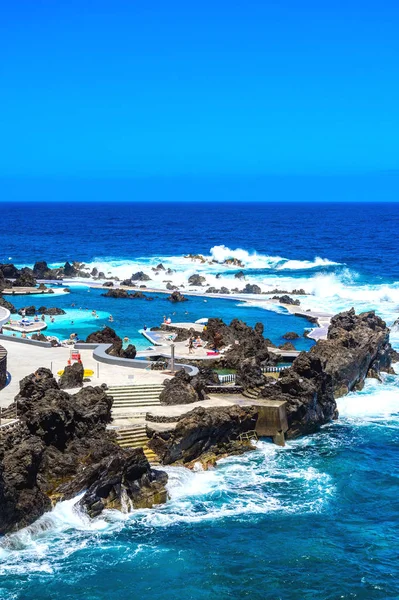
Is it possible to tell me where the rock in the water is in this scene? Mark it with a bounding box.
[282,331,300,339]
[167,291,188,302]
[272,295,300,306]
[261,308,397,438]
[188,274,206,286]
[242,283,262,294]
[59,362,84,389]
[131,271,151,281]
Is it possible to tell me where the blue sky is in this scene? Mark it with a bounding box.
[1,0,399,199]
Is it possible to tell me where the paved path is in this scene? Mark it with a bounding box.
[0,339,168,408]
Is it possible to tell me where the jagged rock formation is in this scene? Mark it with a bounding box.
[0,369,167,534]
[17,306,66,316]
[148,405,258,465]
[242,283,262,294]
[131,271,151,281]
[261,308,397,437]
[167,291,188,302]
[205,286,231,294]
[202,318,275,370]
[0,295,16,314]
[101,289,153,300]
[59,362,84,389]
[32,261,63,280]
[282,331,300,339]
[188,274,206,286]
[272,295,300,306]
[160,370,200,405]
[86,327,136,359]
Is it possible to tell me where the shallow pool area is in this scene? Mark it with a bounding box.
[3,285,315,351]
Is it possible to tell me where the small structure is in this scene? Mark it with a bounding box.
[254,400,288,446]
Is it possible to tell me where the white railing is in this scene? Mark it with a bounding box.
[218,365,289,384]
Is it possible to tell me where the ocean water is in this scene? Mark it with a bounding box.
[1,201,399,599]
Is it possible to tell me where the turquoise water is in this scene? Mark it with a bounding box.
[4,284,314,351]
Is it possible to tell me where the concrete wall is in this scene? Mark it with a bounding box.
[75,343,199,375]
[0,307,10,328]
[0,346,7,390]
[0,334,52,348]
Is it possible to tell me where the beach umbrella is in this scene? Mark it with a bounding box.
[195,318,209,324]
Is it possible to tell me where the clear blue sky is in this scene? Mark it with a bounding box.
[1,0,399,200]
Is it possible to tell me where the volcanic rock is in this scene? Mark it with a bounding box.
[260,308,397,438]
[242,283,262,294]
[0,370,167,534]
[59,362,84,389]
[272,295,300,306]
[131,271,151,281]
[159,370,199,405]
[148,405,258,465]
[282,331,300,339]
[188,274,206,286]
[167,291,188,302]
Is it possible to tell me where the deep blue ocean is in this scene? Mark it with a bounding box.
[1,202,399,600]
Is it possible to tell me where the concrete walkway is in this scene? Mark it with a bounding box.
[0,339,168,408]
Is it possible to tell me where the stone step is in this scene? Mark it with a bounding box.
[109,388,164,394]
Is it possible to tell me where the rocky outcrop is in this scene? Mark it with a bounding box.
[0,369,168,534]
[282,331,300,339]
[205,286,231,294]
[18,306,66,316]
[261,308,397,438]
[202,318,275,369]
[86,327,136,359]
[223,258,244,267]
[59,362,84,389]
[167,291,188,302]
[13,268,37,288]
[148,405,258,465]
[0,295,16,314]
[32,261,63,280]
[278,342,296,351]
[131,271,151,281]
[272,295,300,306]
[0,264,19,279]
[159,370,199,405]
[188,274,206,286]
[101,289,153,300]
[235,270,245,279]
[242,283,262,294]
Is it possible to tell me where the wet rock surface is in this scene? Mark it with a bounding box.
[0,369,167,534]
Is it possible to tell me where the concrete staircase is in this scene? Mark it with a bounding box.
[242,387,262,400]
[108,384,164,412]
[115,425,160,465]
